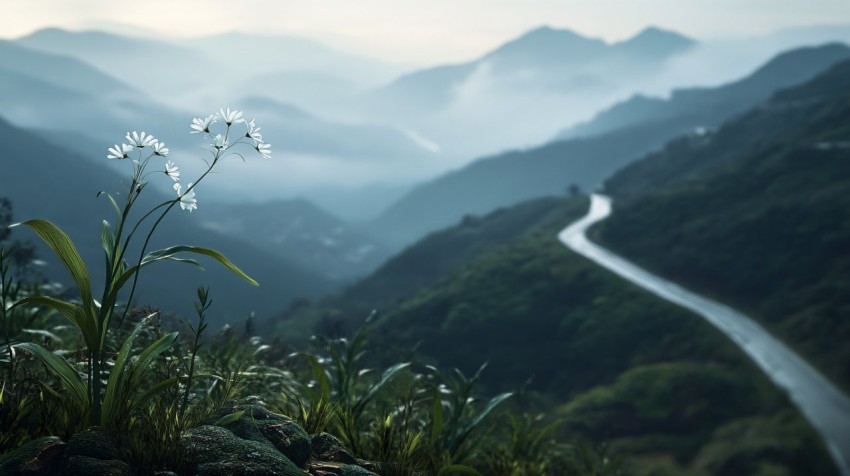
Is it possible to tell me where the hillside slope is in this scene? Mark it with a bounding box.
[197,199,390,282]
[287,195,836,475]
[598,59,850,391]
[276,196,573,337]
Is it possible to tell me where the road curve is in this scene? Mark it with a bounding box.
[558,194,850,476]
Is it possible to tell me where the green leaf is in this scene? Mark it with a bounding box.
[295,352,331,402]
[12,296,98,352]
[14,342,87,407]
[134,331,179,375]
[21,328,63,344]
[450,392,512,459]
[101,317,148,424]
[101,220,116,263]
[466,392,512,433]
[97,192,123,224]
[161,257,203,268]
[142,245,258,286]
[353,362,410,417]
[135,377,179,407]
[13,220,94,307]
[430,387,444,447]
[102,316,177,426]
[214,410,244,426]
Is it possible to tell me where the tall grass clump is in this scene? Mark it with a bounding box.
[4,109,270,437]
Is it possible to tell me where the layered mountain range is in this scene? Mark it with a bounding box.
[3,21,849,475]
[367,43,850,248]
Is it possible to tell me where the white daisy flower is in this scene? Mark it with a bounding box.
[152,141,169,157]
[125,131,157,148]
[245,119,262,141]
[212,134,228,150]
[164,161,180,182]
[254,141,271,159]
[219,107,244,126]
[190,114,218,134]
[107,143,133,160]
[174,182,197,212]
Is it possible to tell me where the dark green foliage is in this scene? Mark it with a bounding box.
[369,199,741,396]
[560,363,758,460]
[693,410,837,476]
[477,413,566,475]
[265,179,843,473]
[316,194,836,473]
[284,395,337,436]
[279,196,580,340]
[599,59,850,391]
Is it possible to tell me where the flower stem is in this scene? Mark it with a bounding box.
[116,147,223,327]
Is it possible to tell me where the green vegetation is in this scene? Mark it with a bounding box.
[0,244,616,474]
[4,58,848,476]
[599,58,850,391]
[0,113,622,475]
[280,193,837,474]
[281,196,581,339]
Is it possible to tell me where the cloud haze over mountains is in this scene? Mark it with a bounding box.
[2,6,850,473]
[3,23,848,222]
[0,22,848,229]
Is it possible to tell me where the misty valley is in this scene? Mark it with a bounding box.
[1,18,850,476]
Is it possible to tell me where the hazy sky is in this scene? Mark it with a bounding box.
[2,0,849,63]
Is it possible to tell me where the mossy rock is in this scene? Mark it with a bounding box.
[60,428,130,476]
[340,464,380,476]
[211,404,311,467]
[0,436,66,475]
[61,455,130,476]
[182,425,304,476]
[311,433,356,464]
[63,428,121,461]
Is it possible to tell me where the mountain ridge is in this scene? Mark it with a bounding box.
[560,42,850,139]
[367,43,850,249]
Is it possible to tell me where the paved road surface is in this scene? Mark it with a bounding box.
[558,194,850,475]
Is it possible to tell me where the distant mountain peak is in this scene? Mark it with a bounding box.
[497,25,603,49]
[22,26,67,36]
[482,25,607,67]
[21,27,121,42]
[521,25,590,41]
[613,26,696,57]
[632,26,691,41]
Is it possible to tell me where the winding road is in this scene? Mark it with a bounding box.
[558,194,850,476]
